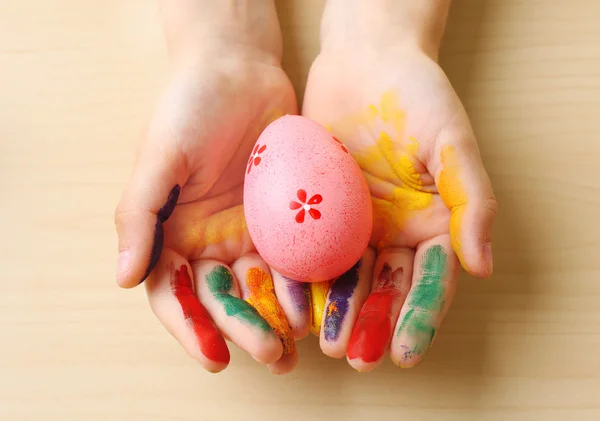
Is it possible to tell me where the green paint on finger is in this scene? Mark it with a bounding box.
[397,245,448,354]
[400,309,436,352]
[205,266,271,332]
[408,245,447,309]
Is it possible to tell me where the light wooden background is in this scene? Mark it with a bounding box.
[1,1,599,420]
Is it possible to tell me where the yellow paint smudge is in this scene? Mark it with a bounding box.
[365,104,379,123]
[438,145,468,266]
[309,281,331,335]
[378,91,407,135]
[182,205,247,254]
[245,268,295,354]
[355,132,429,195]
[325,91,436,249]
[354,132,432,249]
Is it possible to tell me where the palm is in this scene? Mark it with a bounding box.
[159,60,297,263]
[303,50,468,251]
[300,48,495,370]
[116,58,300,374]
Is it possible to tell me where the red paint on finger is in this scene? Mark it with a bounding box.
[171,265,230,364]
[347,264,403,363]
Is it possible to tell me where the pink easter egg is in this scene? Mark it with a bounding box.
[243,115,373,282]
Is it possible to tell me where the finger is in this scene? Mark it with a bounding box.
[272,270,311,340]
[114,122,187,287]
[309,281,331,336]
[145,248,229,373]
[320,249,376,358]
[193,260,283,365]
[266,349,299,375]
[346,248,413,372]
[232,254,297,375]
[435,125,497,278]
[390,236,459,368]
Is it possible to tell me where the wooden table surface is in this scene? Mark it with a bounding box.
[2,1,600,420]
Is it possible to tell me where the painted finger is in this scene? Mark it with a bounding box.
[145,248,229,373]
[272,270,311,340]
[193,260,283,365]
[346,248,413,372]
[309,280,332,336]
[114,111,190,288]
[320,249,376,358]
[390,236,459,368]
[232,254,297,374]
[435,124,497,278]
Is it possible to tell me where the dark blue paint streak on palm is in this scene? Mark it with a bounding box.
[324,261,361,341]
[139,185,181,284]
[284,277,310,313]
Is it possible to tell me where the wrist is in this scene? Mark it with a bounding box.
[320,0,451,60]
[160,0,283,66]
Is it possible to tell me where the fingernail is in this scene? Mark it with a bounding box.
[117,250,132,283]
[483,243,493,274]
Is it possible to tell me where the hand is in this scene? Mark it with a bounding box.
[114,0,304,374]
[301,0,497,371]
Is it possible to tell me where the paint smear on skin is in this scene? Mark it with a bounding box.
[355,133,432,250]
[332,91,406,139]
[378,91,408,136]
[347,264,403,363]
[396,245,447,367]
[328,91,432,210]
[323,262,361,341]
[310,281,331,335]
[205,266,271,332]
[181,205,247,255]
[170,264,230,365]
[354,133,424,188]
[438,145,468,267]
[140,185,180,283]
[245,268,295,354]
[372,133,423,190]
[284,277,310,314]
[327,91,438,249]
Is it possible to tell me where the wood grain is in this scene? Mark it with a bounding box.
[1,1,599,420]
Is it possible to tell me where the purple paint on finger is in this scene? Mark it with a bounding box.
[323,261,361,341]
[284,277,310,313]
[139,185,180,284]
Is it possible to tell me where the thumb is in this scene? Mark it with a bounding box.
[434,123,497,279]
[114,129,187,288]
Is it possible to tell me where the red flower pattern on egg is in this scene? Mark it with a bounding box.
[289,189,323,223]
[247,144,267,174]
[332,136,349,153]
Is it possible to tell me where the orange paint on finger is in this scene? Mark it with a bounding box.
[378,91,407,136]
[438,146,468,266]
[327,302,339,317]
[245,268,295,354]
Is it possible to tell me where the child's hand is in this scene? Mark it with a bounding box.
[114,1,301,374]
[299,0,497,371]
